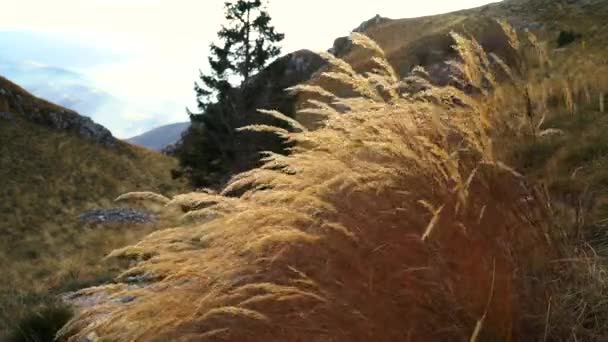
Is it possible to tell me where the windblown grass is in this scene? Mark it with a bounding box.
[56,24,608,341]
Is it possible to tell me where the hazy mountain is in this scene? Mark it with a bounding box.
[127,122,190,151]
[0,31,125,122]
[0,57,179,139]
[0,31,186,138]
[0,56,131,128]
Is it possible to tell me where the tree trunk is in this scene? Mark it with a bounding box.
[244,7,251,84]
[601,92,605,113]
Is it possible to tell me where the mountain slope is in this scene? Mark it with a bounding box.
[0,75,187,337]
[127,122,190,151]
[330,0,606,75]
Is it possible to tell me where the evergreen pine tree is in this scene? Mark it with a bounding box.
[180,0,284,187]
[192,0,284,114]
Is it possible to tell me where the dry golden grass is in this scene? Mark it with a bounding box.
[114,191,173,213]
[0,122,186,286]
[0,88,188,337]
[115,192,172,206]
[56,24,608,341]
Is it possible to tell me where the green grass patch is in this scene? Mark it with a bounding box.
[513,137,564,172]
[561,132,608,169]
[6,303,73,342]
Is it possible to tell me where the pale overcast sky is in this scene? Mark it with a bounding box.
[0,0,500,138]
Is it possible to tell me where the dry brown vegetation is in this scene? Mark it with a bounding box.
[57,21,608,341]
[0,104,187,337]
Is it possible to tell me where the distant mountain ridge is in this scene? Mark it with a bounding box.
[0,56,142,138]
[0,33,186,139]
[127,122,190,151]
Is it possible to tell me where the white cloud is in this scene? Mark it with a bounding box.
[122,111,152,121]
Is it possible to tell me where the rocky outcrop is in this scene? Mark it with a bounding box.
[244,49,327,112]
[353,14,391,33]
[79,208,155,224]
[173,49,326,186]
[329,37,352,57]
[0,76,116,147]
[329,15,391,56]
[237,49,327,173]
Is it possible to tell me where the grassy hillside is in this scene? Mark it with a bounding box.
[338,0,607,69]
[0,77,187,338]
[8,1,601,340]
[59,12,608,341]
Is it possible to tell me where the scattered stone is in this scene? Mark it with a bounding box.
[80,332,99,342]
[125,273,158,284]
[0,112,14,121]
[63,290,113,309]
[79,208,155,224]
[116,295,137,304]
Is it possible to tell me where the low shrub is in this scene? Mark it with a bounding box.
[557,30,582,47]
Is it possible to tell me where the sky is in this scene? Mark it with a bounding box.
[0,0,500,138]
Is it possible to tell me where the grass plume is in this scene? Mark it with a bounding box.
[59,24,608,342]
